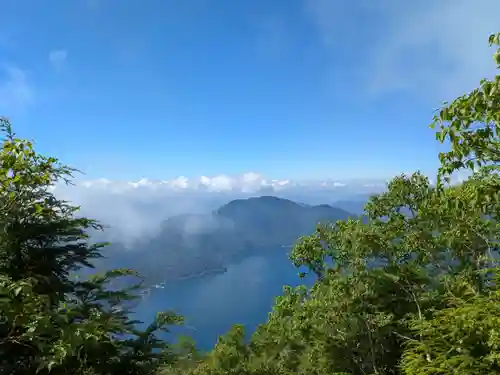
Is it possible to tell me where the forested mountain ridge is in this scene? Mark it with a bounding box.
[99,196,355,284]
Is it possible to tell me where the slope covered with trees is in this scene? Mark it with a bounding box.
[0,32,498,375]
[99,196,355,284]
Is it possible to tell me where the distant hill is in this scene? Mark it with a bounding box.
[331,193,380,216]
[332,200,369,216]
[214,196,353,248]
[97,196,355,284]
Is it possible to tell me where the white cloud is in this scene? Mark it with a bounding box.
[169,176,189,189]
[199,175,234,191]
[306,0,500,100]
[69,173,296,194]
[50,172,382,243]
[49,49,68,69]
[0,66,34,113]
[49,170,469,246]
[65,171,465,196]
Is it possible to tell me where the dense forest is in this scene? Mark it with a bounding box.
[0,32,499,375]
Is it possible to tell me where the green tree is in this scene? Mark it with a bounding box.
[399,31,500,375]
[401,268,500,374]
[0,117,185,374]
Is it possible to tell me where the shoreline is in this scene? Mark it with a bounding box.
[149,244,294,289]
[175,266,228,281]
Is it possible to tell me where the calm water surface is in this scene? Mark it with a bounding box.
[132,248,314,350]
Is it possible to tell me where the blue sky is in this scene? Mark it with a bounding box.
[1,0,499,181]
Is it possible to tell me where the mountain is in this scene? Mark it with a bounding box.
[215,196,353,247]
[331,194,379,215]
[332,200,368,216]
[97,196,356,284]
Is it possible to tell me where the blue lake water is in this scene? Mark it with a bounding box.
[131,248,314,351]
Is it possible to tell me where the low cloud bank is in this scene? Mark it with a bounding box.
[52,172,389,246]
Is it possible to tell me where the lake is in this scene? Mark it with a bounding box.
[131,247,314,351]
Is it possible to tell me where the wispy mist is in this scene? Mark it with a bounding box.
[52,176,387,247]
